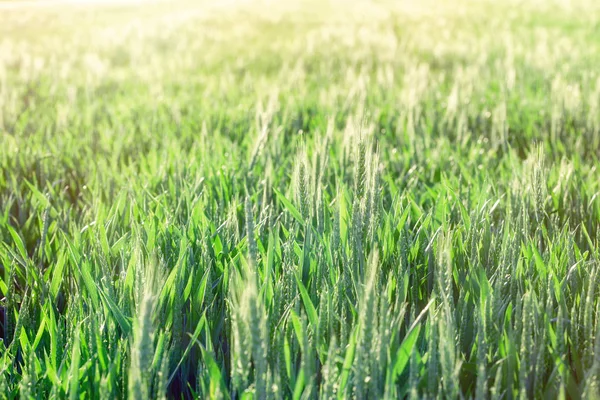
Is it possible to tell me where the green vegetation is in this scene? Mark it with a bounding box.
[2,0,600,398]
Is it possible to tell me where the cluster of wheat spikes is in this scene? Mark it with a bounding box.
[2,0,600,398]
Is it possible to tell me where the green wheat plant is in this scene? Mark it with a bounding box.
[1,0,600,398]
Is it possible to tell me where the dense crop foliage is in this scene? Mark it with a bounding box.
[2,0,600,398]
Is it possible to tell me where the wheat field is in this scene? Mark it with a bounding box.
[2,0,600,398]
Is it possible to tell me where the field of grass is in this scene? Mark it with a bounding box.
[2,0,600,398]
